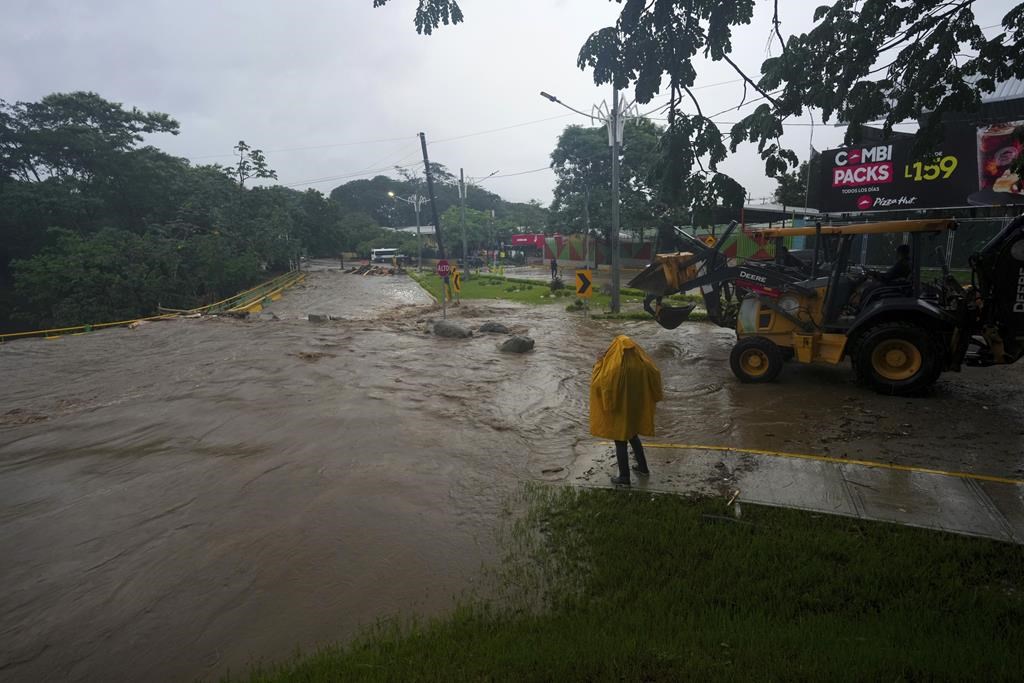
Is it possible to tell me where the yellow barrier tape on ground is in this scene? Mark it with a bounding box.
[1,270,305,343]
[602,442,1024,486]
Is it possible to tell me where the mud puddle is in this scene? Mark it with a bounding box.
[1,268,1022,681]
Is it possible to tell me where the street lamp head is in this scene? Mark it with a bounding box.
[540,91,558,103]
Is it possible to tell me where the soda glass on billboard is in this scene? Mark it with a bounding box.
[977,121,1024,195]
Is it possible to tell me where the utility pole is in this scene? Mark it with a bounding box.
[610,88,621,314]
[419,132,445,258]
[459,167,468,268]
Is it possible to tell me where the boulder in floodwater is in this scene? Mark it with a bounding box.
[308,313,329,323]
[500,335,535,353]
[478,321,510,334]
[433,320,473,338]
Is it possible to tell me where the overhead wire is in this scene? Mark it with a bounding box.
[477,167,553,180]
[187,134,417,160]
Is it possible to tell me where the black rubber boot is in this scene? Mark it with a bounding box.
[629,435,650,474]
[613,441,631,486]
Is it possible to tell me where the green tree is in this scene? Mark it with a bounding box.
[379,1,1024,204]
[773,162,808,207]
[225,140,277,187]
[550,118,663,245]
[0,91,179,182]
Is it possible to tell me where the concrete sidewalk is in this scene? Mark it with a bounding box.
[570,442,1024,544]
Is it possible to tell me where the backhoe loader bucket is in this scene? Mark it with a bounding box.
[654,302,697,330]
[627,252,699,295]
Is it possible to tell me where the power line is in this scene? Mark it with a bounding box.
[478,167,553,180]
[429,113,575,144]
[185,112,577,161]
[187,134,416,160]
[281,159,423,188]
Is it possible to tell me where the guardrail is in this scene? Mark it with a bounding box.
[1,270,305,344]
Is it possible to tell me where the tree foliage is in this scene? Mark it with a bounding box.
[0,91,179,183]
[549,118,664,238]
[0,91,546,332]
[224,140,278,187]
[773,162,808,207]
[0,93,386,330]
[380,0,1024,207]
[328,164,547,233]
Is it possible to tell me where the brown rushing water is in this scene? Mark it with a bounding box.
[2,265,1022,681]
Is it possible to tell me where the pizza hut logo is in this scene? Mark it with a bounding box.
[832,145,895,187]
[857,195,874,210]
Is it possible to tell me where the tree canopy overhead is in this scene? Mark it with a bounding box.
[376,0,1024,208]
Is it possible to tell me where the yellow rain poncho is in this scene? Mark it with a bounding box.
[589,335,663,440]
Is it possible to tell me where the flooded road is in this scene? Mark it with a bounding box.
[2,266,1023,681]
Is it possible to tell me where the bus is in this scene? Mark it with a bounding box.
[370,248,399,264]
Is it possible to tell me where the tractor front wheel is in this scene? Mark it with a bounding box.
[730,336,784,383]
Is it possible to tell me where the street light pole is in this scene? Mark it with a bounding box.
[459,167,467,268]
[610,88,621,314]
[388,190,427,271]
[413,197,423,272]
[540,88,635,313]
[456,170,498,274]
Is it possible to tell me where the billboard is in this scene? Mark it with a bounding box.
[819,120,1024,212]
[510,233,546,248]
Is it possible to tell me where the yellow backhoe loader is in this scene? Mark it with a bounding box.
[628,217,1024,395]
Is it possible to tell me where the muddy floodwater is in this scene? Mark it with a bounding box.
[2,264,1023,681]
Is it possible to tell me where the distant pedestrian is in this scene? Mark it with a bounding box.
[550,257,558,280]
[339,253,344,269]
[590,335,663,487]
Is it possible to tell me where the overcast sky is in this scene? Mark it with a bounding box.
[2,1,1013,206]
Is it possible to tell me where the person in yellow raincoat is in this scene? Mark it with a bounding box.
[590,335,663,486]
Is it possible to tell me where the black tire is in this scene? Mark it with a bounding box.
[853,322,940,395]
[730,336,784,383]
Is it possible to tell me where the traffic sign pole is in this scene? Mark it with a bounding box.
[576,269,593,319]
[436,259,450,319]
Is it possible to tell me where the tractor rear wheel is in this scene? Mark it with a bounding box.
[730,336,784,383]
[853,322,940,395]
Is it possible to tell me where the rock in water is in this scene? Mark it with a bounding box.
[478,321,510,334]
[308,314,328,323]
[433,320,473,338]
[500,335,534,353]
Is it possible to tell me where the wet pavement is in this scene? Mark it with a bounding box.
[571,444,1024,543]
[2,263,1023,681]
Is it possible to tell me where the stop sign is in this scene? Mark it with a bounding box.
[436,259,450,277]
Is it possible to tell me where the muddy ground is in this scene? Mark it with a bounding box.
[2,264,1022,681]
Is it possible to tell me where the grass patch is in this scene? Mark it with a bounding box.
[408,270,700,311]
[234,487,1024,681]
[408,270,561,305]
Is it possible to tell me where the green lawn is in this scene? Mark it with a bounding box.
[409,270,571,306]
[407,270,700,314]
[233,487,1024,682]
